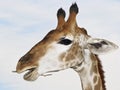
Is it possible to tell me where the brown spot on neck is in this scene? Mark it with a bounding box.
[93,75,97,84]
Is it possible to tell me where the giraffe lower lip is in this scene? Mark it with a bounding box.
[23,67,39,81]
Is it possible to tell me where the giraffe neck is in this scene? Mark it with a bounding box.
[73,50,106,90]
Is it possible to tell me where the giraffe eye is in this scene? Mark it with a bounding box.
[58,38,72,45]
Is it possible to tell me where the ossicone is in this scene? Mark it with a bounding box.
[57,8,66,18]
[70,3,79,14]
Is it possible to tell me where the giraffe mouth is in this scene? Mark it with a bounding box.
[23,67,40,81]
[13,66,39,81]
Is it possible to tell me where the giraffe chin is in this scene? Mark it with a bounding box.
[23,67,39,81]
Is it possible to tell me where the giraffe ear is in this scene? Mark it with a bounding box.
[87,38,119,54]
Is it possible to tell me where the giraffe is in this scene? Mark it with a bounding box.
[14,4,118,90]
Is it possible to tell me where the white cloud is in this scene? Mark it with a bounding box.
[0,0,120,90]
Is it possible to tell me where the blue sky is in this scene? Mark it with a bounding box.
[0,0,120,90]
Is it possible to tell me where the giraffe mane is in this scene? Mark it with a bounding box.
[95,55,106,90]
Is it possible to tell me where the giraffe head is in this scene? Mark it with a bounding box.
[15,3,85,81]
[14,3,118,81]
